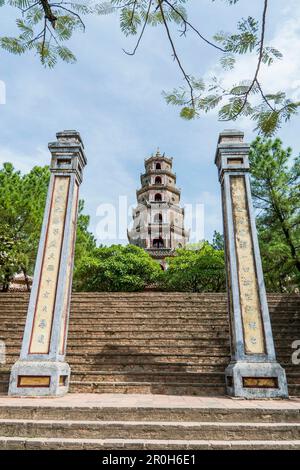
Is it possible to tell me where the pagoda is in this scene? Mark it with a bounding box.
[128,150,189,268]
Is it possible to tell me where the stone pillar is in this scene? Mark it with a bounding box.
[9,130,87,397]
[215,129,288,398]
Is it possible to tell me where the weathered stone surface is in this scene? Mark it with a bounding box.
[8,131,87,397]
[0,292,299,396]
[0,394,299,449]
[215,130,289,398]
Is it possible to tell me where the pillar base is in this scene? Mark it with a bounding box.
[225,361,288,399]
[8,360,70,397]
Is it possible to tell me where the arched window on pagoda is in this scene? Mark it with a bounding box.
[155,162,161,170]
[153,237,164,248]
[155,193,162,202]
[154,213,163,223]
[155,176,162,185]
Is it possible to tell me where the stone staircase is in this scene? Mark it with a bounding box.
[0,292,299,396]
[0,395,299,449]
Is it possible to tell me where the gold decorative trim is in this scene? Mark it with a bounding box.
[230,176,266,355]
[227,158,243,165]
[29,176,70,354]
[18,376,51,388]
[59,181,79,355]
[243,377,278,389]
[59,375,67,386]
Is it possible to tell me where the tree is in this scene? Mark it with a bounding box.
[164,242,226,292]
[110,0,299,135]
[0,0,101,67]
[0,223,23,291]
[0,1,299,135]
[0,162,96,291]
[249,137,300,292]
[73,199,97,289]
[212,230,224,251]
[0,163,50,291]
[73,244,163,291]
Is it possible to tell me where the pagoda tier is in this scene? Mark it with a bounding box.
[128,150,189,267]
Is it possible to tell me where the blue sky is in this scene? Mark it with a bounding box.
[1,0,300,244]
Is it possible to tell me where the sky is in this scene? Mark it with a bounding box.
[1,0,300,245]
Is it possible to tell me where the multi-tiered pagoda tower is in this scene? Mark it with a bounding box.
[128,150,189,268]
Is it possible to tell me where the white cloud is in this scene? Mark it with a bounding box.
[0,146,49,174]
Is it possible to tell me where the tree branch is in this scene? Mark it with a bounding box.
[157,0,194,106]
[123,0,152,56]
[162,0,226,52]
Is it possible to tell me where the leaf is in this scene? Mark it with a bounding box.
[255,110,280,136]
[180,107,196,120]
[0,37,27,54]
[220,54,235,70]
[94,2,115,15]
[120,7,141,36]
[56,45,76,63]
[198,94,222,112]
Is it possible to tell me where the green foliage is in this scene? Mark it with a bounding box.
[0,162,96,291]
[163,242,226,292]
[249,137,300,292]
[212,231,224,251]
[73,244,163,292]
[214,16,259,54]
[0,0,103,67]
[73,199,97,288]
[0,162,50,290]
[1,1,299,134]
[95,1,297,135]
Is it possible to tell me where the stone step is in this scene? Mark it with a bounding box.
[0,370,226,385]
[286,374,300,384]
[1,325,298,337]
[62,346,294,354]
[69,371,226,384]
[0,291,299,396]
[1,313,298,323]
[69,381,226,395]
[0,418,299,440]
[70,365,228,373]
[1,437,299,450]
[0,296,298,304]
[1,301,297,309]
[1,305,299,313]
[2,338,231,347]
[3,348,231,358]
[3,344,231,353]
[0,322,298,331]
[67,296,298,301]
[2,333,298,343]
[0,291,296,296]
[0,402,299,423]
[48,363,300,373]
[0,295,298,307]
[1,368,298,387]
[2,352,232,362]
[0,330,231,339]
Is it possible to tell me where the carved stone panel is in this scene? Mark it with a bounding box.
[59,181,79,354]
[230,175,266,355]
[29,176,70,354]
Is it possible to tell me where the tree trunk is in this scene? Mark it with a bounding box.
[22,267,31,292]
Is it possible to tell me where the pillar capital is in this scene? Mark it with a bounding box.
[215,129,250,182]
[48,130,87,184]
